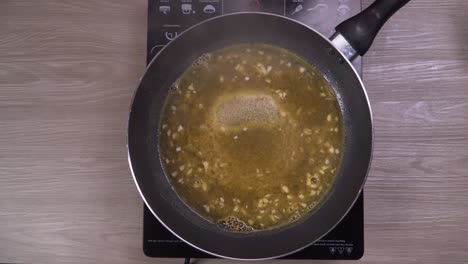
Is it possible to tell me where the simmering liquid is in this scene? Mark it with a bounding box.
[159,44,343,232]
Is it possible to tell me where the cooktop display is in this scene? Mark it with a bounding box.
[143,0,363,260]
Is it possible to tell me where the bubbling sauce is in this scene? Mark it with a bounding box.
[159,44,344,231]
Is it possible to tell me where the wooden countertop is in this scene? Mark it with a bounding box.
[1,0,467,263]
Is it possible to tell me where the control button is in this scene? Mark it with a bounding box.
[337,247,344,255]
[165,31,178,41]
[247,0,261,11]
[150,45,166,56]
[159,5,171,15]
[162,24,181,42]
[291,4,303,15]
[181,4,195,14]
[337,4,351,16]
[307,3,328,13]
[203,4,216,14]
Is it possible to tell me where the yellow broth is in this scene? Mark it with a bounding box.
[159,44,344,232]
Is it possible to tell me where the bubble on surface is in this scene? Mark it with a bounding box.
[218,216,254,232]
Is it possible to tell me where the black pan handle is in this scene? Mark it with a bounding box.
[334,0,410,58]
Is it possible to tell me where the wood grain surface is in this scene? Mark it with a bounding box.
[1,0,467,263]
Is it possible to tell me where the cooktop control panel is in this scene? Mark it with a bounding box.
[148,0,362,70]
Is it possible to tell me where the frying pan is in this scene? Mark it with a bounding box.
[128,0,409,260]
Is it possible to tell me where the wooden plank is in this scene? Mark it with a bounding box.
[1,0,467,263]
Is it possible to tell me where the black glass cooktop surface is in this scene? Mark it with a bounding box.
[143,0,363,260]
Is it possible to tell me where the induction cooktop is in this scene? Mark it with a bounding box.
[143,0,364,260]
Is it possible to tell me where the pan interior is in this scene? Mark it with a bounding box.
[158,43,345,232]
